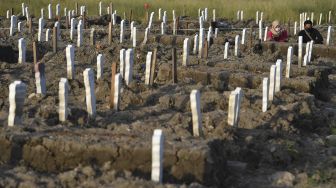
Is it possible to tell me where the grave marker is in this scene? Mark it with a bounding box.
[97,54,104,80]
[275,60,282,92]
[59,78,69,122]
[298,36,303,67]
[145,52,153,85]
[262,77,269,112]
[18,38,26,64]
[83,68,96,118]
[113,73,121,111]
[66,45,75,79]
[119,49,126,78]
[190,90,202,136]
[8,81,26,127]
[125,49,134,85]
[151,129,164,183]
[234,35,239,56]
[269,65,277,101]
[35,62,46,95]
[285,46,293,78]
[182,38,189,66]
[224,42,229,59]
[10,15,17,36]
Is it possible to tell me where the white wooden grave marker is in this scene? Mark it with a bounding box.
[8,81,26,127]
[125,49,134,85]
[83,68,96,118]
[151,129,164,183]
[145,52,153,85]
[190,90,202,136]
[66,45,75,79]
[18,38,26,64]
[59,78,69,122]
[262,77,269,112]
[97,54,104,80]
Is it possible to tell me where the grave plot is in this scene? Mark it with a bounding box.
[0,3,336,187]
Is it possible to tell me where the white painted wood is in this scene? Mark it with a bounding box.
[77,21,83,47]
[114,73,122,111]
[286,46,293,78]
[326,26,332,46]
[133,27,137,48]
[125,49,134,85]
[275,59,282,92]
[262,77,269,112]
[8,81,26,127]
[59,78,69,122]
[83,68,96,118]
[298,36,303,66]
[35,63,46,95]
[48,4,52,19]
[269,65,277,101]
[224,42,229,60]
[120,20,125,43]
[198,28,204,58]
[97,54,104,80]
[145,52,152,85]
[151,129,164,183]
[190,90,202,136]
[119,49,126,78]
[10,15,17,36]
[38,18,45,42]
[234,35,239,57]
[18,38,26,64]
[183,38,189,66]
[241,28,246,44]
[66,45,75,79]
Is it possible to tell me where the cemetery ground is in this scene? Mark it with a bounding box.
[0,5,336,188]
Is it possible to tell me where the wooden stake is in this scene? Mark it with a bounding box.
[53,27,57,53]
[203,39,208,58]
[65,15,69,29]
[149,48,157,85]
[129,9,133,22]
[108,22,113,45]
[172,48,177,83]
[287,19,291,37]
[33,41,37,64]
[28,17,32,34]
[249,26,254,51]
[110,62,117,109]
[75,2,78,16]
[83,11,86,29]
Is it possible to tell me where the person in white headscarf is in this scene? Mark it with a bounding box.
[267,20,288,42]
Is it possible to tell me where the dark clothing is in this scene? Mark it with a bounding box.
[298,28,323,44]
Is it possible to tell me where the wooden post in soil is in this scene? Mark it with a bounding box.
[110,62,117,109]
[108,22,113,45]
[203,39,208,59]
[75,2,78,16]
[53,26,57,53]
[172,48,177,83]
[82,11,85,29]
[150,48,158,86]
[28,17,32,34]
[129,9,133,22]
[249,26,254,51]
[176,17,180,35]
[33,41,37,64]
[287,20,291,37]
[65,15,69,29]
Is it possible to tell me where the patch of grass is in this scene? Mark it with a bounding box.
[1,0,336,24]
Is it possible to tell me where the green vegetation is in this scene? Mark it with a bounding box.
[1,0,336,23]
